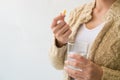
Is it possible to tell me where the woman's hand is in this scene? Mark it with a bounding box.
[51,14,72,47]
[64,54,103,80]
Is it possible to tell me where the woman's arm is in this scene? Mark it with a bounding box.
[49,4,86,70]
[101,30,120,80]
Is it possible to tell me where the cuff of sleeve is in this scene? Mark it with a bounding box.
[50,39,67,57]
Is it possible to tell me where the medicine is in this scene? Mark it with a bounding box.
[62,9,66,15]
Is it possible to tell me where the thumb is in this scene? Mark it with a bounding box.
[60,12,66,20]
[52,13,66,27]
[56,13,66,24]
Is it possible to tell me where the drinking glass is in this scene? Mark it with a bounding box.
[67,41,89,71]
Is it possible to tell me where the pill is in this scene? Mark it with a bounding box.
[63,9,66,15]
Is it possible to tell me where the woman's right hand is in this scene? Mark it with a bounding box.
[51,14,72,47]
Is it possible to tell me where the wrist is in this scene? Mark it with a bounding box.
[55,39,66,47]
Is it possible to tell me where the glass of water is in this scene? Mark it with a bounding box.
[67,41,89,71]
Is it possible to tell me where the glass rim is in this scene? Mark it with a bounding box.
[67,42,74,45]
[67,41,89,45]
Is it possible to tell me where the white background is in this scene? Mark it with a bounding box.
[0,0,91,80]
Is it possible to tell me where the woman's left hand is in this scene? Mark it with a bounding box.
[64,54,103,80]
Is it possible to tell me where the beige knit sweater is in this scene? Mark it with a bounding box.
[49,0,120,80]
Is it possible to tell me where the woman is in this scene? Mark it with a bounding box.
[49,0,120,80]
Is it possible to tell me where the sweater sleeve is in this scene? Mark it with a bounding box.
[101,36,120,80]
[101,66,120,80]
[49,39,67,70]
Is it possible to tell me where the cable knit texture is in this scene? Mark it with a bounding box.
[49,0,120,80]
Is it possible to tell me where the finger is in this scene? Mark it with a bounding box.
[68,74,84,80]
[65,60,86,70]
[55,24,69,37]
[52,21,66,34]
[64,66,84,79]
[57,24,69,35]
[68,54,89,65]
[63,29,72,38]
[51,14,65,28]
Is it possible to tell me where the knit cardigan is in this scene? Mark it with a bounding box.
[49,0,120,80]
